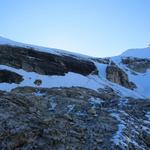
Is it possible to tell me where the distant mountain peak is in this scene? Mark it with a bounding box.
[121,47,150,58]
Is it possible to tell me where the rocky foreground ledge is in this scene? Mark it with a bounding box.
[0,86,149,150]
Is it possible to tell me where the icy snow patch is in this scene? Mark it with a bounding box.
[94,62,107,78]
[67,105,75,113]
[110,113,126,146]
[49,98,57,111]
[34,91,46,97]
[89,97,104,109]
[110,112,145,149]
[146,112,150,121]
[89,97,104,105]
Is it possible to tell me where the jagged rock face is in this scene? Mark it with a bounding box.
[122,57,150,73]
[0,45,97,76]
[0,69,23,84]
[0,87,149,150]
[106,65,136,90]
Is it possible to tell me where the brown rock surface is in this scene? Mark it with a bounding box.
[106,64,136,90]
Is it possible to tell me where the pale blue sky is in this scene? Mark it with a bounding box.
[0,0,150,57]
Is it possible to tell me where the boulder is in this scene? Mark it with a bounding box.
[34,79,42,86]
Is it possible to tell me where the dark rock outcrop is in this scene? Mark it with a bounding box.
[0,45,97,76]
[122,57,150,73]
[106,65,136,90]
[0,69,23,84]
[91,57,110,64]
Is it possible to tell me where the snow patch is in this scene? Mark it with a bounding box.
[67,105,75,113]
[94,62,107,78]
[145,111,150,121]
[0,65,103,92]
[89,97,104,105]
[110,113,126,147]
[34,91,46,97]
[49,98,57,111]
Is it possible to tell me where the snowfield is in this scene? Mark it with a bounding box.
[0,64,145,99]
[0,36,150,99]
[121,47,150,58]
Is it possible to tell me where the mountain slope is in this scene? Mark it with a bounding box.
[112,50,150,98]
[0,36,150,149]
[0,36,150,98]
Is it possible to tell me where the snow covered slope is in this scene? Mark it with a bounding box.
[121,47,150,58]
[0,36,150,99]
[0,36,91,60]
[111,55,150,98]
